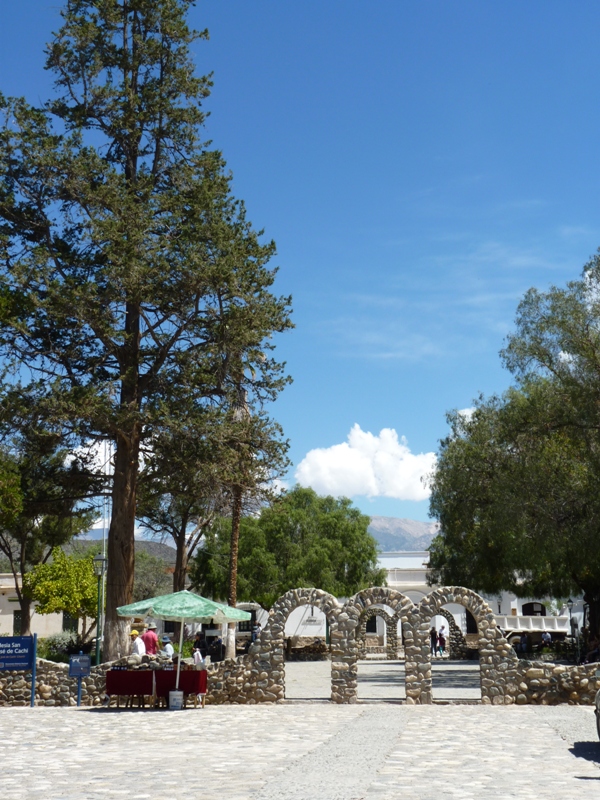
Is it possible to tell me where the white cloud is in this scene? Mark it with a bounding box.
[295,424,436,501]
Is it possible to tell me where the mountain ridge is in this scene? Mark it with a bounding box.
[367,515,439,552]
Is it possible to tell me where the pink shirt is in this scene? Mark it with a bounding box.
[140,629,159,655]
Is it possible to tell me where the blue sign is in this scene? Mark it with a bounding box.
[0,636,34,671]
[69,654,91,678]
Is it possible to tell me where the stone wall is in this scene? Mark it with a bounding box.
[1,586,599,707]
[502,660,600,705]
[0,659,111,706]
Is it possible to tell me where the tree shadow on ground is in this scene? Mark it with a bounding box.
[431,667,480,689]
[569,741,600,766]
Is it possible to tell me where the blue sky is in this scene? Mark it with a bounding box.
[2,2,600,521]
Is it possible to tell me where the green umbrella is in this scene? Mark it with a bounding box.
[117,590,250,690]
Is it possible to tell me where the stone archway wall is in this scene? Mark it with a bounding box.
[437,608,469,659]
[345,587,416,701]
[414,587,517,704]
[357,606,398,660]
[248,587,356,703]
[199,586,600,706]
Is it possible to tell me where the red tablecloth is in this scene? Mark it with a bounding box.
[106,670,153,696]
[155,670,207,699]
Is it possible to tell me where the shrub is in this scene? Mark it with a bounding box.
[39,632,78,663]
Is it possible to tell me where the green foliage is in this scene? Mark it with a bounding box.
[138,407,290,592]
[132,549,172,602]
[0,0,291,467]
[24,548,98,641]
[190,486,386,608]
[430,255,600,634]
[37,631,79,663]
[0,416,98,633]
[0,453,22,531]
[429,384,596,596]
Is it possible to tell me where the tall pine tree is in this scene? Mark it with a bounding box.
[0,1,291,659]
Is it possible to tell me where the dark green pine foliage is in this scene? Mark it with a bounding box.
[0,1,292,659]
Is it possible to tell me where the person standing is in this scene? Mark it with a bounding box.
[141,622,159,655]
[130,630,146,656]
[437,625,446,657]
[429,626,437,657]
[192,631,208,659]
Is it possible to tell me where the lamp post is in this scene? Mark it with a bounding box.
[93,555,107,665]
[566,598,577,662]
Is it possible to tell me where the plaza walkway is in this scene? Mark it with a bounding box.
[0,661,598,800]
[286,658,482,700]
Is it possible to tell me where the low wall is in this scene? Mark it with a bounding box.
[0,659,111,706]
[1,586,599,707]
[0,654,271,707]
[500,660,600,705]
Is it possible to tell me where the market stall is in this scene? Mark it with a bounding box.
[115,590,250,709]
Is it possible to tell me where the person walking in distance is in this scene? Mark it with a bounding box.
[437,625,446,658]
[430,626,438,657]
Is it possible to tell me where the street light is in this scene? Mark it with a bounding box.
[566,598,579,663]
[93,555,108,665]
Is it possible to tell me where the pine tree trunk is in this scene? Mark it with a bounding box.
[173,541,189,593]
[225,486,243,660]
[103,432,139,661]
[103,299,141,662]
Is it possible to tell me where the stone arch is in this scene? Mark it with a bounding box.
[411,586,517,704]
[357,606,397,660]
[437,607,469,659]
[250,587,346,703]
[343,587,416,702]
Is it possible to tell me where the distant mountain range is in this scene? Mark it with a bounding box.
[367,516,439,552]
[73,537,177,564]
[81,516,437,560]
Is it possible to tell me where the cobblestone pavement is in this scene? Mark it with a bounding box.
[1,702,599,800]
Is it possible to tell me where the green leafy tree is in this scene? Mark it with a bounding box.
[24,548,98,644]
[132,549,173,602]
[190,486,386,609]
[429,360,600,634]
[138,408,233,594]
[139,399,289,597]
[0,1,292,659]
[0,416,98,635]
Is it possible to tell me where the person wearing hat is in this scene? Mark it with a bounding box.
[130,629,146,656]
[192,631,208,659]
[160,635,174,659]
[141,622,159,655]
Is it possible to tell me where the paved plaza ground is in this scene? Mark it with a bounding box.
[1,661,599,800]
[286,658,482,701]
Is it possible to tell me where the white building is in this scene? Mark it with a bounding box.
[377,551,577,646]
[0,573,66,637]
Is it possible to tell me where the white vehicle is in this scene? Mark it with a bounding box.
[595,687,600,740]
